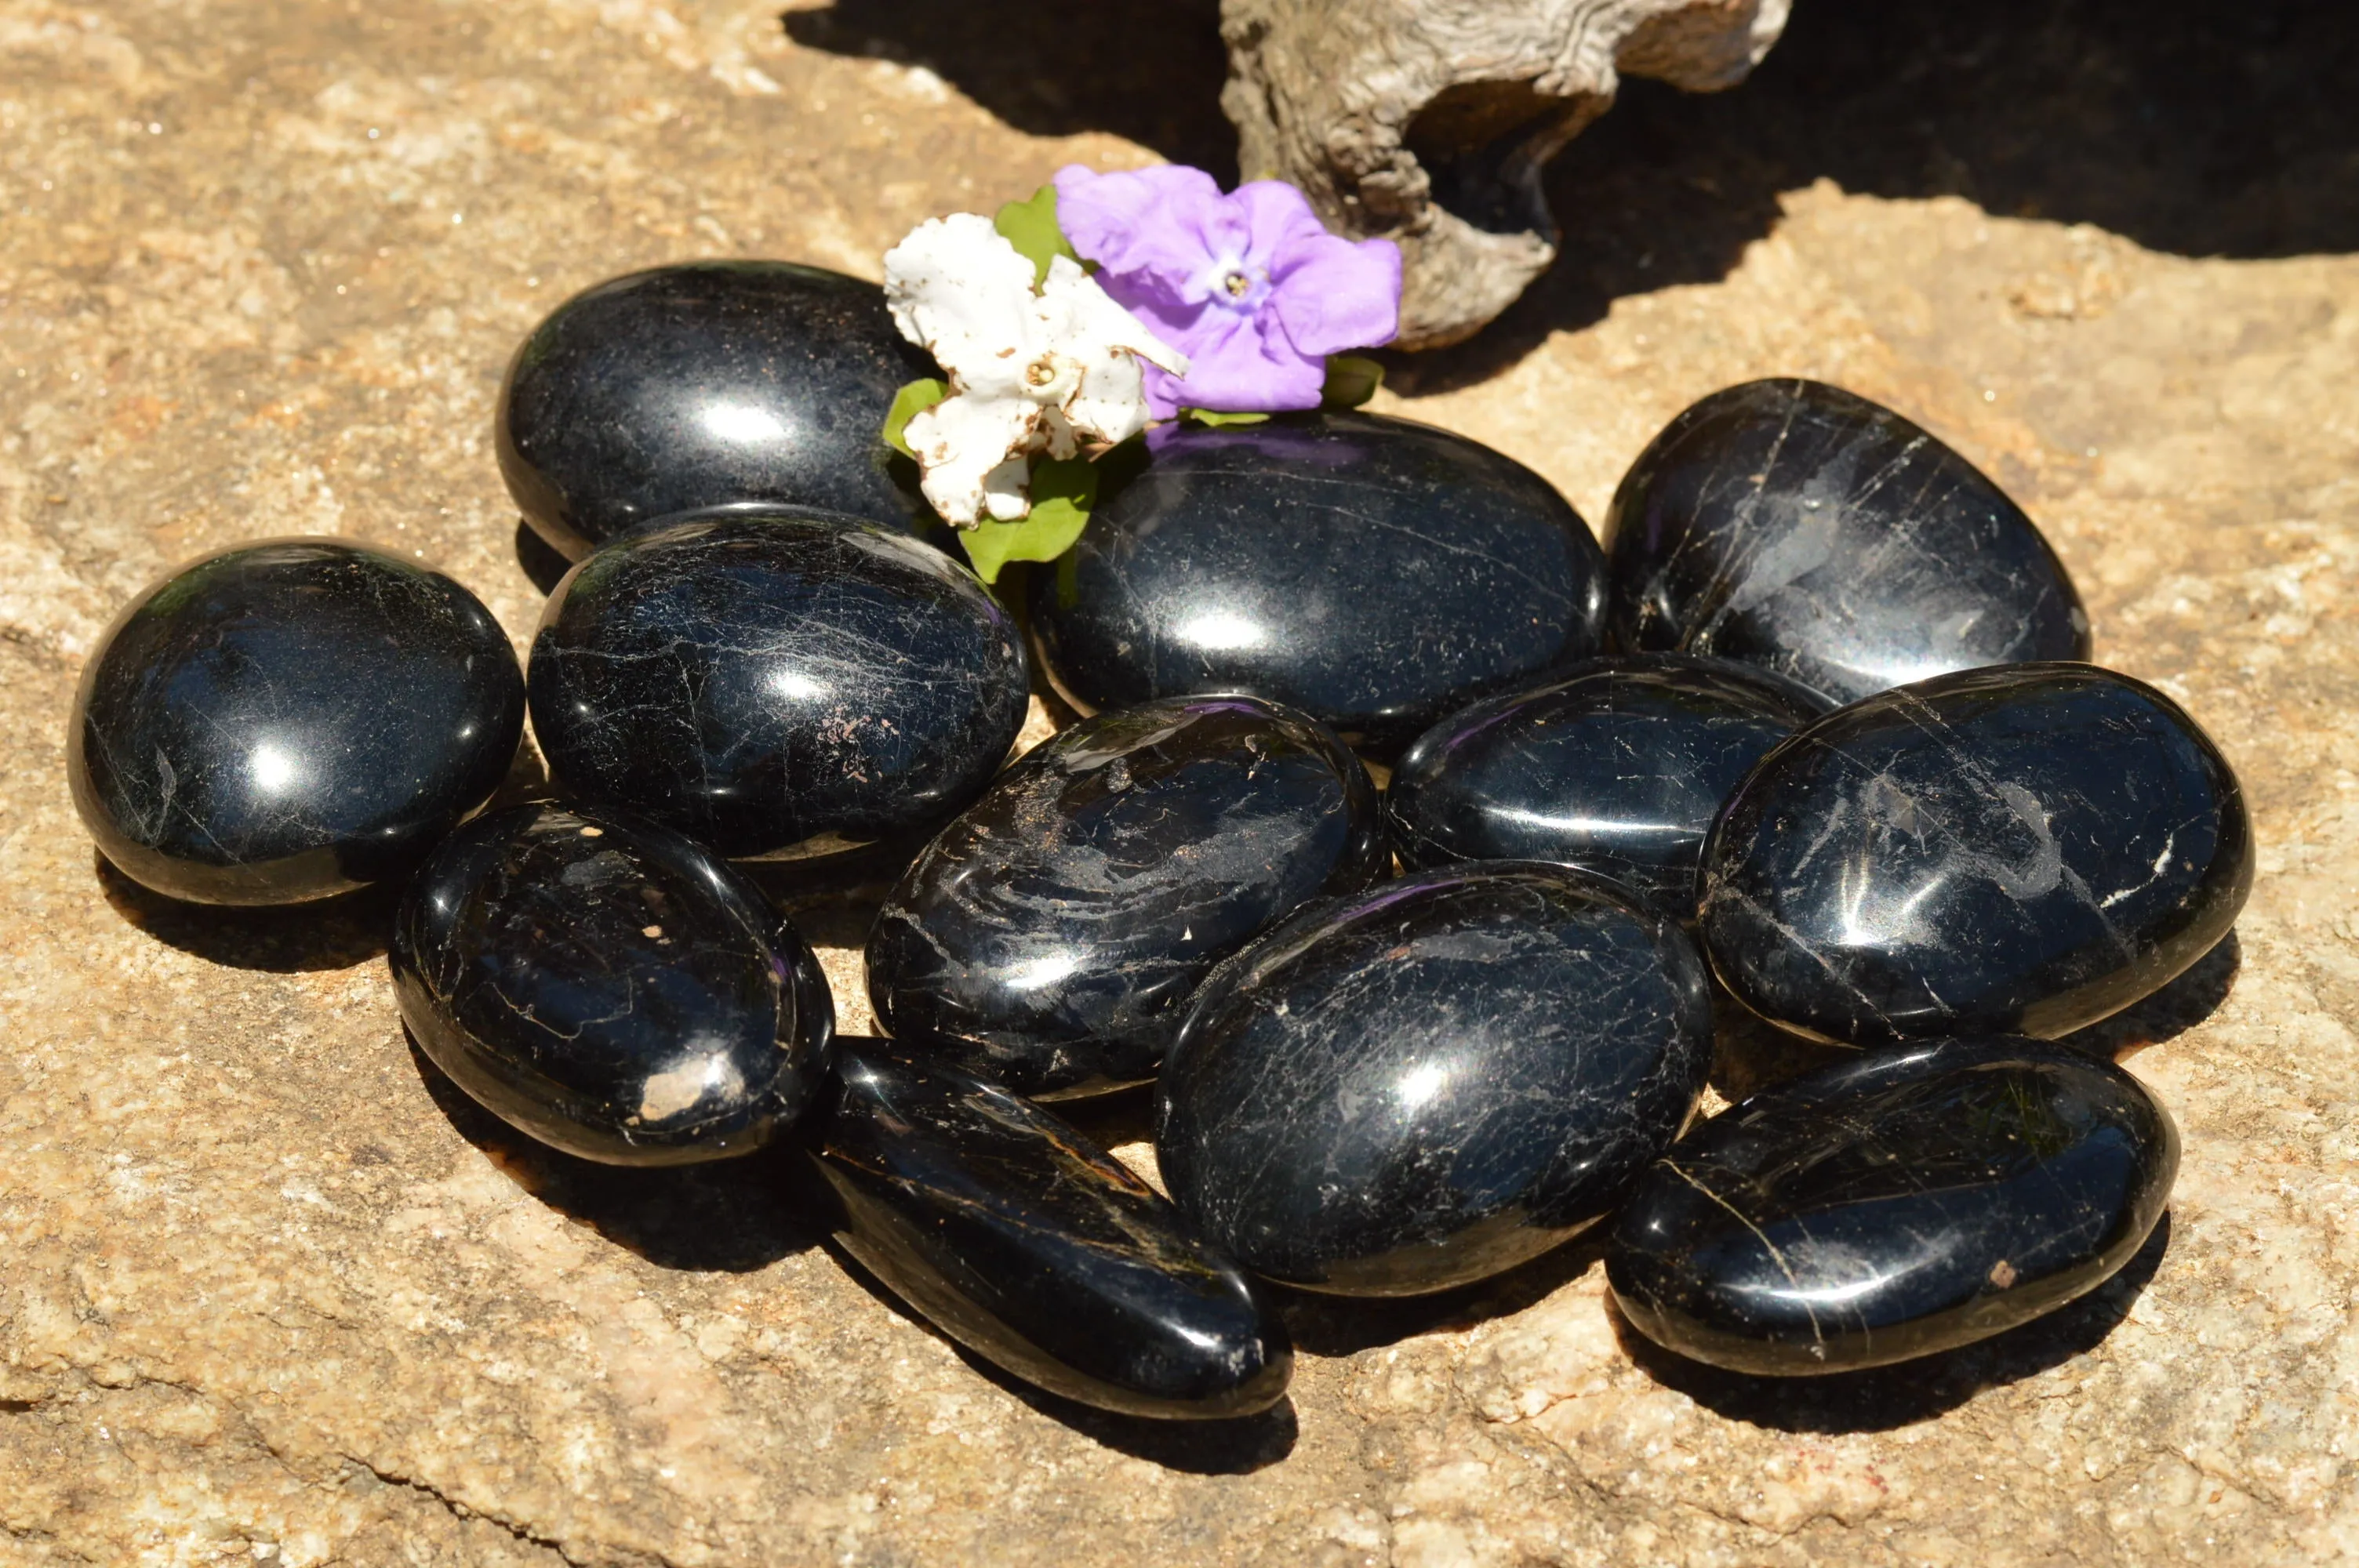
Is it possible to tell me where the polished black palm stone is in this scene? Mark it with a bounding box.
[1158,862,1714,1296]
[1387,655,1828,916]
[867,695,1385,1099]
[1606,1036,2178,1375]
[1604,379,2091,706]
[1702,662,2252,1045]
[68,538,523,906]
[496,260,936,561]
[1027,412,1608,755]
[391,802,834,1165]
[529,511,1030,860]
[805,1043,1292,1420]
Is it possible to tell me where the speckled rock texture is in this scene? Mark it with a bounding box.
[3,0,2357,1563]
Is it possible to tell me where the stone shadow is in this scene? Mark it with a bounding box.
[514,519,574,597]
[1277,1232,1610,1359]
[94,851,397,971]
[405,1032,828,1272]
[2062,927,2242,1060]
[1611,1210,2172,1434]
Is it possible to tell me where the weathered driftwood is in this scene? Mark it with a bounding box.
[1221,0,1790,348]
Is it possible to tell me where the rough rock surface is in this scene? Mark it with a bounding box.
[4,0,2357,1563]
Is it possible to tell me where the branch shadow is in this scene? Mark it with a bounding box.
[1612,1209,2172,1434]
[781,0,1237,185]
[94,851,397,971]
[405,1032,827,1272]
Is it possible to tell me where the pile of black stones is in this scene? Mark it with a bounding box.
[67,260,2251,1420]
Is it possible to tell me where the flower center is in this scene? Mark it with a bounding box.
[1223,270,1252,299]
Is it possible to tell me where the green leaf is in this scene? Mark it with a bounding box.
[881,377,948,459]
[994,185,1081,289]
[958,455,1099,584]
[1321,354,1384,408]
[1182,408,1270,427]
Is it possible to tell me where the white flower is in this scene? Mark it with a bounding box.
[883,212,1188,526]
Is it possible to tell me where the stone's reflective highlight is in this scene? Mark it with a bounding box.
[867,696,1386,1099]
[1027,412,1607,755]
[496,261,936,561]
[1158,862,1714,1296]
[1701,662,2252,1045]
[391,802,834,1166]
[69,539,524,906]
[806,1043,1293,1420]
[529,512,1030,861]
[1606,1036,2178,1375]
[1604,379,2091,706]
[1387,655,1827,916]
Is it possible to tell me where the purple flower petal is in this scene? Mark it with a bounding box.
[1154,310,1328,414]
[1054,165,1225,304]
[1230,180,1332,273]
[1268,234,1402,355]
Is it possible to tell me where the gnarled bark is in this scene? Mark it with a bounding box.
[1221,0,1790,349]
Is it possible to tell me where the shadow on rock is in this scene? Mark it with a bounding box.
[818,1236,1300,1473]
[514,519,575,597]
[2065,928,2241,1061]
[1278,1232,1608,1359]
[95,851,398,971]
[405,1032,828,1272]
[1612,1210,2172,1434]
[782,0,1236,185]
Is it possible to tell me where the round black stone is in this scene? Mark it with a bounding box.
[1027,412,1607,755]
[1605,1036,2178,1375]
[496,260,937,561]
[1387,655,1828,916]
[805,1044,1292,1420]
[1604,379,2092,705]
[1157,862,1713,1296]
[1701,662,2252,1045]
[867,695,1384,1099]
[67,538,523,906]
[528,510,1030,861]
[392,801,834,1165]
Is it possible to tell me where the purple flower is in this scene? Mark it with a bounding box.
[1052,164,1401,419]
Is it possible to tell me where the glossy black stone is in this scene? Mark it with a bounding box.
[1606,1036,2178,1374]
[1387,655,1828,916]
[68,539,523,906]
[1702,662,2253,1045]
[805,1043,1292,1419]
[1604,379,2091,706]
[867,695,1384,1099]
[391,802,833,1165]
[529,512,1030,860]
[1027,412,1607,755]
[496,260,936,561]
[1158,863,1714,1295]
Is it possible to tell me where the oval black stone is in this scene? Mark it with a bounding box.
[867,695,1384,1099]
[1605,1036,2178,1375]
[1700,662,2252,1045]
[67,539,523,906]
[1158,863,1714,1295]
[1027,412,1607,755]
[391,802,833,1165]
[1387,655,1828,916]
[806,1044,1292,1420]
[496,260,937,561]
[1604,379,2091,706]
[529,511,1030,860]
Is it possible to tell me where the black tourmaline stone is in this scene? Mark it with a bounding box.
[1158,863,1713,1295]
[496,261,936,560]
[529,512,1029,860]
[1703,662,2252,1045]
[1604,379,2091,706]
[867,695,1385,1098]
[1027,412,1607,755]
[1387,655,1827,915]
[68,539,523,906]
[806,1043,1292,1420]
[1606,1036,2178,1375]
[392,802,834,1165]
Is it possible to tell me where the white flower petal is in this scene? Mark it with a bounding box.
[883,214,1042,379]
[905,394,1038,528]
[1041,254,1190,376]
[981,457,1032,521]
